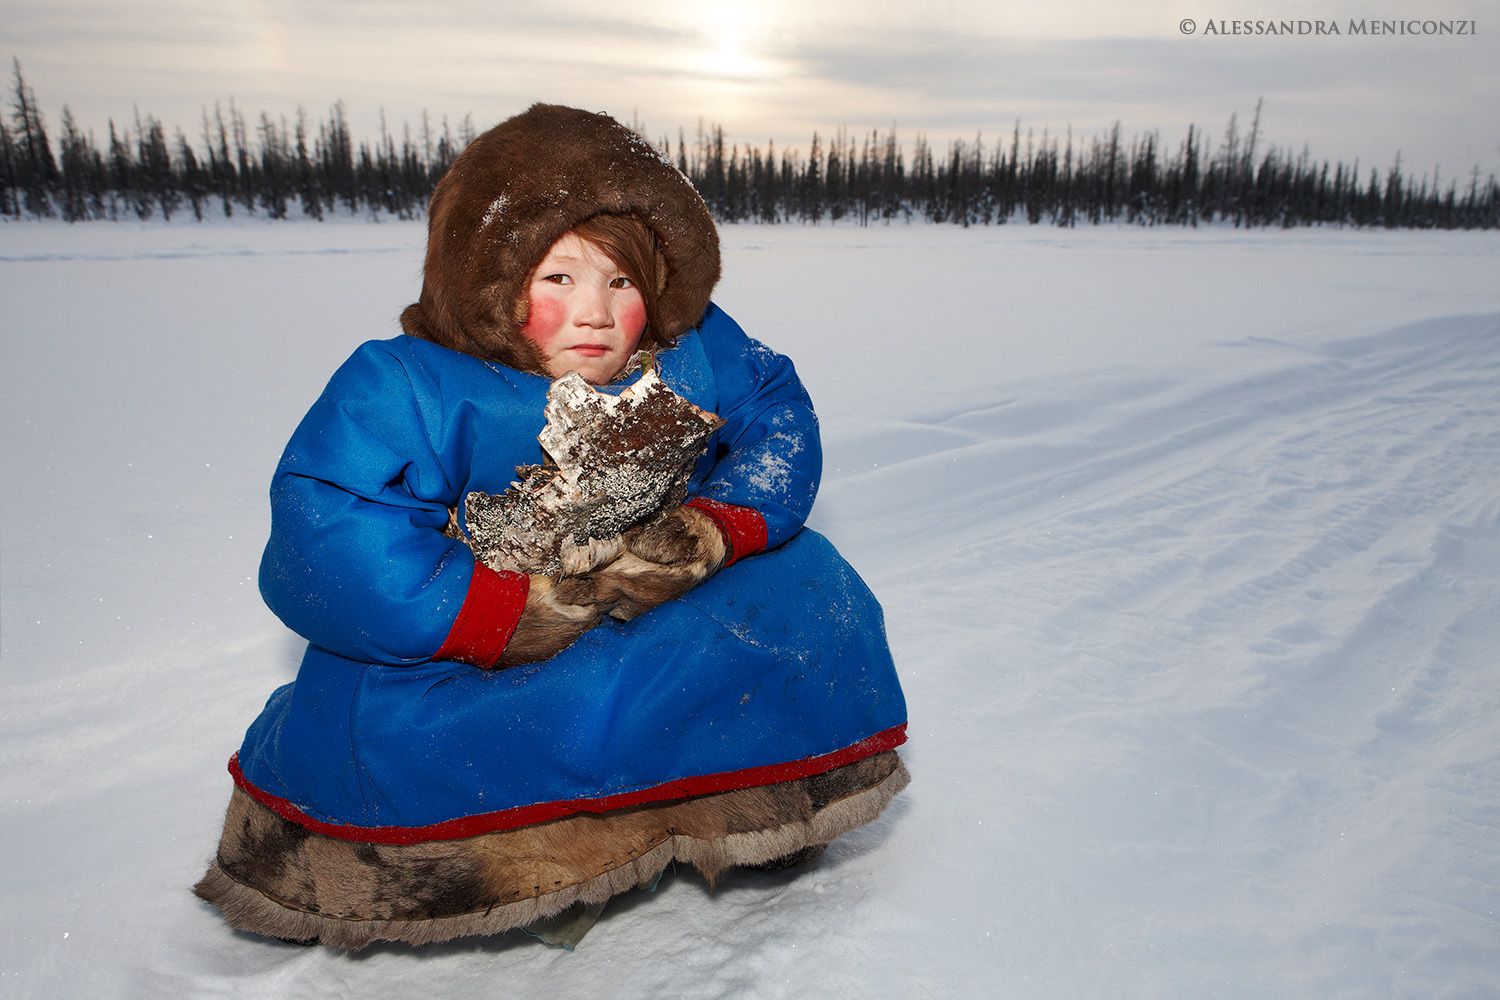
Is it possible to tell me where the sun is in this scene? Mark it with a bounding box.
[697,2,768,79]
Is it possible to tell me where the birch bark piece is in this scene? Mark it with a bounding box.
[462,358,722,576]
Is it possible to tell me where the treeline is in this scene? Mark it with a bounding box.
[682,108,1497,229]
[2,62,473,224]
[4,62,1496,230]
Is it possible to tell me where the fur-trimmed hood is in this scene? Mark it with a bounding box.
[400,104,721,374]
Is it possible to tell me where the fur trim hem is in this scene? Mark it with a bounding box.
[194,754,908,950]
[226,724,907,845]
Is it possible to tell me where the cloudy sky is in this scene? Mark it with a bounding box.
[4,0,1496,179]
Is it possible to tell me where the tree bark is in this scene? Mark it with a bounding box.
[461,358,721,576]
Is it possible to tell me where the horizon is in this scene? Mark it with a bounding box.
[3,0,1496,180]
[5,67,1492,195]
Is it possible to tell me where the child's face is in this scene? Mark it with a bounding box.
[520,232,647,384]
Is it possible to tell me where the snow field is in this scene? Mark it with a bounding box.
[1,220,1497,998]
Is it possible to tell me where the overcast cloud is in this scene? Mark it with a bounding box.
[2,0,1495,178]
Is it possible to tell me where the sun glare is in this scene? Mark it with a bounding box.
[696,2,769,79]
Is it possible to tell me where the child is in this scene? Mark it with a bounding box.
[194,104,908,950]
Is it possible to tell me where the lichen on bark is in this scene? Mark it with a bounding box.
[461,355,722,575]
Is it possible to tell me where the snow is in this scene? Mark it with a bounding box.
[2,218,1498,998]
[481,195,510,231]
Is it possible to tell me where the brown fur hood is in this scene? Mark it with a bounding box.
[400,104,721,373]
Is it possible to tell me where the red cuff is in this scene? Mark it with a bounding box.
[434,563,529,668]
[685,497,769,567]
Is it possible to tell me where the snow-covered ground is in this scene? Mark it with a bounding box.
[2,219,1497,999]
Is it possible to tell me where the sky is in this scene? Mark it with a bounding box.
[3,0,1497,181]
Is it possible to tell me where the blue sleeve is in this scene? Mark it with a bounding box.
[258,341,475,664]
[694,305,822,548]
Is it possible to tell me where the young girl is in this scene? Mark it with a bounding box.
[195,104,908,949]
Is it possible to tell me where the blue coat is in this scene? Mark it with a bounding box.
[233,305,907,842]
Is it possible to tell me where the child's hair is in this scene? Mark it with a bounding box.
[557,212,667,349]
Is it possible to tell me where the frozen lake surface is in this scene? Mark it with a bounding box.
[2,219,1498,998]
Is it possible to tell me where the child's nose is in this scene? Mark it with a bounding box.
[573,283,614,328]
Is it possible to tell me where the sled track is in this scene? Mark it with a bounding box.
[832,312,1500,995]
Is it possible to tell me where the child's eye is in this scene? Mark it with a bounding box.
[610,276,634,289]
[542,273,572,285]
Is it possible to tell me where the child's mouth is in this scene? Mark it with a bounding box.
[569,345,610,357]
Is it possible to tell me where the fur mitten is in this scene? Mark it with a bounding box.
[592,506,730,621]
[498,575,616,666]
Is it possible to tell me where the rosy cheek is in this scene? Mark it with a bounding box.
[520,295,565,347]
[618,298,647,343]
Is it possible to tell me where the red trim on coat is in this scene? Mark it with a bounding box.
[433,563,529,668]
[685,497,769,567]
[227,723,907,846]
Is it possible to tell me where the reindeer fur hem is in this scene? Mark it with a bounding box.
[194,752,908,950]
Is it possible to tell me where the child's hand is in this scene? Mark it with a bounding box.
[498,575,617,666]
[593,507,729,621]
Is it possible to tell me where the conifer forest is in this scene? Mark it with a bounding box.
[3,62,1496,229]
